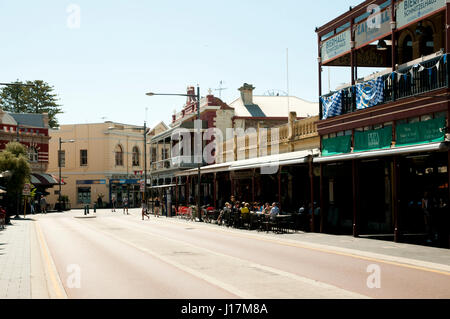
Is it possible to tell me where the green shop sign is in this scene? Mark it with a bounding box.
[396,117,446,146]
[354,126,392,152]
[322,135,352,157]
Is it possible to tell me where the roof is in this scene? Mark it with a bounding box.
[230,96,318,118]
[8,113,45,128]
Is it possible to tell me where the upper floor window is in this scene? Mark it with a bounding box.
[132,146,140,167]
[58,150,66,168]
[28,147,39,163]
[115,145,124,166]
[80,149,88,166]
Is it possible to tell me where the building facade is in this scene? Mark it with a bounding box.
[315,0,450,248]
[47,122,149,209]
[0,109,57,193]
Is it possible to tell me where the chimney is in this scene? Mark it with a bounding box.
[239,83,255,105]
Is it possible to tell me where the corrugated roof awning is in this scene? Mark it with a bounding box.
[228,149,319,172]
[314,142,449,164]
[30,173,60,187]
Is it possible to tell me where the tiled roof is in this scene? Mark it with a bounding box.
[8,113,45,128]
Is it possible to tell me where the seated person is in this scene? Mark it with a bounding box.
[241,203,250,215]
[269,202,280,221]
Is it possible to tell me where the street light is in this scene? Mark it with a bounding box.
[58,138,75,212]
[146,86,203,222]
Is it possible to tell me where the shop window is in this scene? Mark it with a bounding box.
[330,133,337,138]
[363,126,372,131]
[345,130,352,136]
[374,124,383,130]
[78,187,91,204]
[355,127,364,132]
[337,131,344,137]
[420,26,435,57]
[115,145,124,166]
[384,121,393,127]
[409,117,420,123]
[323,134,329,140]
[438,166,448,174]
[132,146,140,167]
[435,111,446,119]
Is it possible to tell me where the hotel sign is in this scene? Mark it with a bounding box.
[321,29,351,64]
[397,0,446,29]
[355,9,392,49]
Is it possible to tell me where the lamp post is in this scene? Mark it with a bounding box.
[146,86,203,222]
[58,138,75,212]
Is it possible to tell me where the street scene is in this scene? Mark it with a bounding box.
[1,0,450,303]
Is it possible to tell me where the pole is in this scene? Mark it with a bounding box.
[144,122,147,206]
[197,85,202,222]
[58,137,62,212]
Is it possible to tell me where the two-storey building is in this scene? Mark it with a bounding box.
[315,0,449,247]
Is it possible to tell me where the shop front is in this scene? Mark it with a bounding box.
[110,179,141,208]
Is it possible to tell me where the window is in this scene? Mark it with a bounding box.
[115,145,124,166]
[28,147,39,163]
[80,150,88,166]
[132,146,140,167]
[78,187,91,204]
[58,150,66,168]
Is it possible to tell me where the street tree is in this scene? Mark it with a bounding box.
[0,80,63,128]
[0,142,31,221]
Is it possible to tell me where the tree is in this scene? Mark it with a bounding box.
[0,80,63,128]
[0,142,31,221]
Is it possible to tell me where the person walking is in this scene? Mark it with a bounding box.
[40,196,47,214]
[154,197,160,218]
[142,201,150,220]
[111,197,116,212]
[123,197,129,215]
[30,200,35,215]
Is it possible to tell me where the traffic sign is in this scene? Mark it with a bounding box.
[23,183,31,196]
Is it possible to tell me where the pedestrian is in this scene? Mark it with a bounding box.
[30,200,35,215]
[123,197,129,215]
[40,196,47,214]
[154,197,160,217]
[422,192,432,242]
[142,201,150,220]
[111,197,116,212]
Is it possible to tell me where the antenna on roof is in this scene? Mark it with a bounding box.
[214,81,227,99]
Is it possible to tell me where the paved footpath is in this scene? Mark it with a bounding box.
[0,217,67,299]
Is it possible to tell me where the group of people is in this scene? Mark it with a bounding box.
[216,196,281,226]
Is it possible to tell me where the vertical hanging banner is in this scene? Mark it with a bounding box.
[355,8,392,49]
[321,29,351,64]
[397,0,446,29]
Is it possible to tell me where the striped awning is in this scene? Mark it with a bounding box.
[30,173,60,186]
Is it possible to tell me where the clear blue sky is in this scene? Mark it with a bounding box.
[0,0,359,129]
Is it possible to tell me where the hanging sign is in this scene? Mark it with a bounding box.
[397,0,446,29]
[396,117,446,146]
[355,8,392,49]
[321,135,352,157]
[321,29,351,64]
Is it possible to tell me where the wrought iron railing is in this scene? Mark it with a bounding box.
[320,54,449,120]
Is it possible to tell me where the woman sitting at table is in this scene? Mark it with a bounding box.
[241,202,250,215]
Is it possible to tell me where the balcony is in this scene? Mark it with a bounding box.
[320,53,449,120]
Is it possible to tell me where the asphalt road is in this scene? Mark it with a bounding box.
[35,209,450,299]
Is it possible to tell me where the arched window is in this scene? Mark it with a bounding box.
[401,35,413,64]
[132,146,140,167]
[420,26,434,57]
[115,145,124,166]
[28,147,39,163]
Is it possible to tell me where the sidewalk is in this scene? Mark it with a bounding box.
[0,217,66,299]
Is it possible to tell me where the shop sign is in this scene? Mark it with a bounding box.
[355,8,392,49]
[322,135,352,157]
[321,29,351,64]
[397,0,446,29]
[110,179,140,185]
[396,117,446,146]
[76,180,106,185]
[354,126,392,152]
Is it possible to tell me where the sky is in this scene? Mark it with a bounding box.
[0,0,361,129]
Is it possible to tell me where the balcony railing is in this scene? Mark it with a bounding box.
[320,54,449,120]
